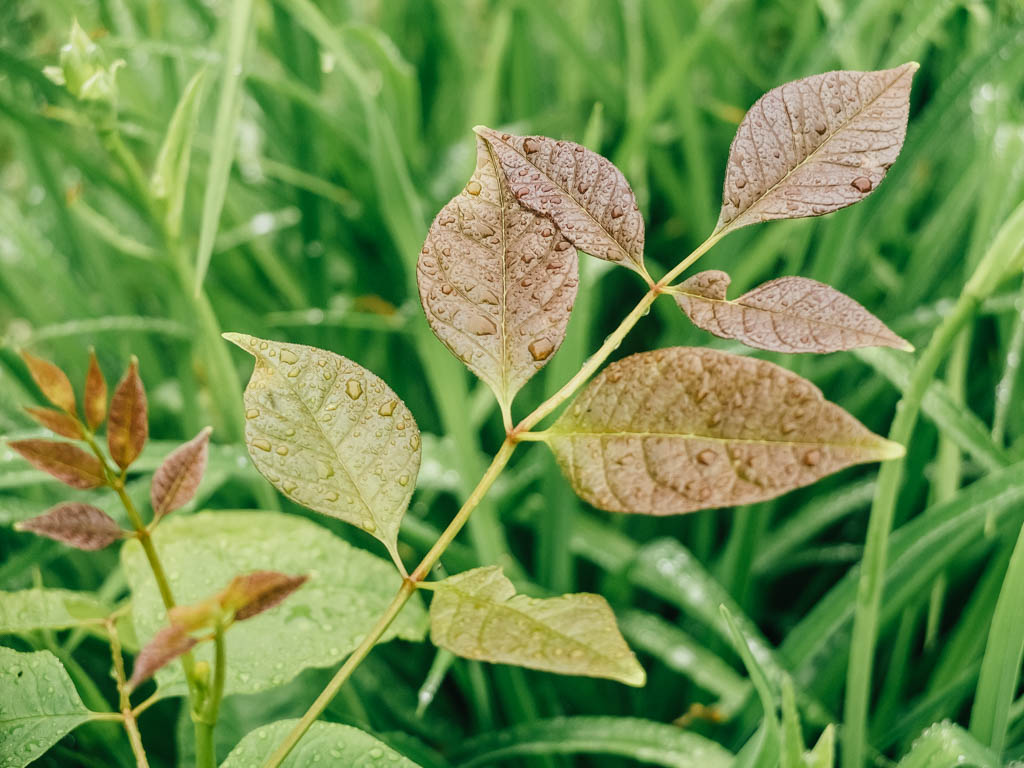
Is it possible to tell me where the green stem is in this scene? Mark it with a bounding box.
[108,619,150,768]
[261,232,721,767]
[194,621,227,768]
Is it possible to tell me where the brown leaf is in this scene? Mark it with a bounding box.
[8,439,107,489]
[546,347,903,514]
[674,271,912,353]
[21,350,77,414]
[24,407,84,440]
[85,349,107,430]
[418,136,579,409]
[474,126,646,273]
[219,571,309,621]
[108,357,148,470]
[150,427,212,519]
[15,502,122,550]
[715,63,917,235]
[128,623,197,690]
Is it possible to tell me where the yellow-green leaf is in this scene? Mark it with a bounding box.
[225,333,420,564]
[545,347,902,514]
[430,566,645,686]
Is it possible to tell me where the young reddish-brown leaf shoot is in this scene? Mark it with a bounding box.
[673,271,912,353]
[8,439,107,489]
[24,407,84,440]
[21,350,77,414]
[107,357,148,470]
[15,502,122,550]
[715,64,917,235]
[220,571,309,621]
[474,127,646,274]
[545,347,903,514]
[150,427,212,519]
[128,623,198,690]
[418,136,579,411]
[85,348,107,430]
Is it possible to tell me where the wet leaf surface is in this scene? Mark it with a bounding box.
[15,502,121,550]
[222,720,422,768]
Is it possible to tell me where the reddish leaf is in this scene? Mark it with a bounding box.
[15,502,122,550]
[24,407,84,440]
[220,571,309,621]
[85,349,107,430]
[107,357,148,470]
[21,350,77,414]
[128,624,197,690]
[8,439,106,489]
[150,427,211,519]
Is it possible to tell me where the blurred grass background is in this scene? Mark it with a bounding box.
[1,0,1024,766]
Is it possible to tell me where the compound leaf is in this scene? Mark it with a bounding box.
[15,502,122,550]
[121,511,426,697]
[0,647,94,768]
[225,333,420,564]
[674,271,911,353]
[222,720,422,768]
[716,64,917,235]
[418,136,579,409]
[474,127,645,273]
[430,566,645,686]
[546,347,902,514]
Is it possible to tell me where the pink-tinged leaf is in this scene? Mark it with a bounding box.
[474,126,646,273]
[674,271,913,353]
[24,407,84,440]
[168,596,221,632]
[546,347,903,514]
[15,502,122,550]
[107,357,148,470]
[150,427,212,519]
[21,350,77,414]
[128,624,197,690]
[8,439,106,489]
[220,571,309,621]
[85,349,107,430]
[418,136,579,409]
[716,64,918,234]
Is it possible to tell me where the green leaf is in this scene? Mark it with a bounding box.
[0,647,95,768]
[452,716,733,768]
[429,566,645,686]
[151,69,206,238]
[896,722,999,768]
[225,333,420,566]
[722,605,780,768]
[0,588,108,634]
[969,523,1024,754]
[780,677,805,768]
[806,725,836,768]
[221,720,422,768]
[121,511,426,696]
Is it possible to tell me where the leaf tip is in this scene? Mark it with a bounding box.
[621,662,647,687]
[471,124,492,137]
[222,332,254,352]
[878,439,906,460]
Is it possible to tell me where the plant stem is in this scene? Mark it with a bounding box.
[261,233,720,767]
[195,621,227,768]
[107,618,151,768]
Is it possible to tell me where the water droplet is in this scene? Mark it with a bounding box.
[316,461,334,479]
[466,314,497,335]
[275,445,289,456]
[528,338,554,361]
[252,438,272,452]
[697,450,715,466]
[245,408,260,420]
[466,180,482,195]
[555,240,571,252]
[346,380,363,399]
[279,349,298,364]
[378,400,397,417]
[522,137,539,153]
[610,205,624,218]
[362,519,377,533]
[803,449,821,466]
[850,176,872,193]
[325,490,339,502]
[440,284,453,295]
[814,121,827,135]
[398,474,409,486]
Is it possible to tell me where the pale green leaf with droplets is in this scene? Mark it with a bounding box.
[225,333,420,566]
[222,720,422,768]
[430,566,645,686]
[0,647,95,768]
[0,589,108,634]
[122,511,426,697]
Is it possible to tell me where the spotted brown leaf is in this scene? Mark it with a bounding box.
[673,270,912,353]
[418,136,579,410]
[430,566,645,686]
[474,126,645,273]
[224,333,420,566]
[716,64,917,234]
[545,347,902,514]
[15,502,122,550]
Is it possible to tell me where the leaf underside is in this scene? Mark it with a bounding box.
[418,136,579,407]
[430,566,645,686]
[674,271,912,353]
[225,333,420,562]
[547,347,902,514]
[475,126,646,273]
[716,63,917,234]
